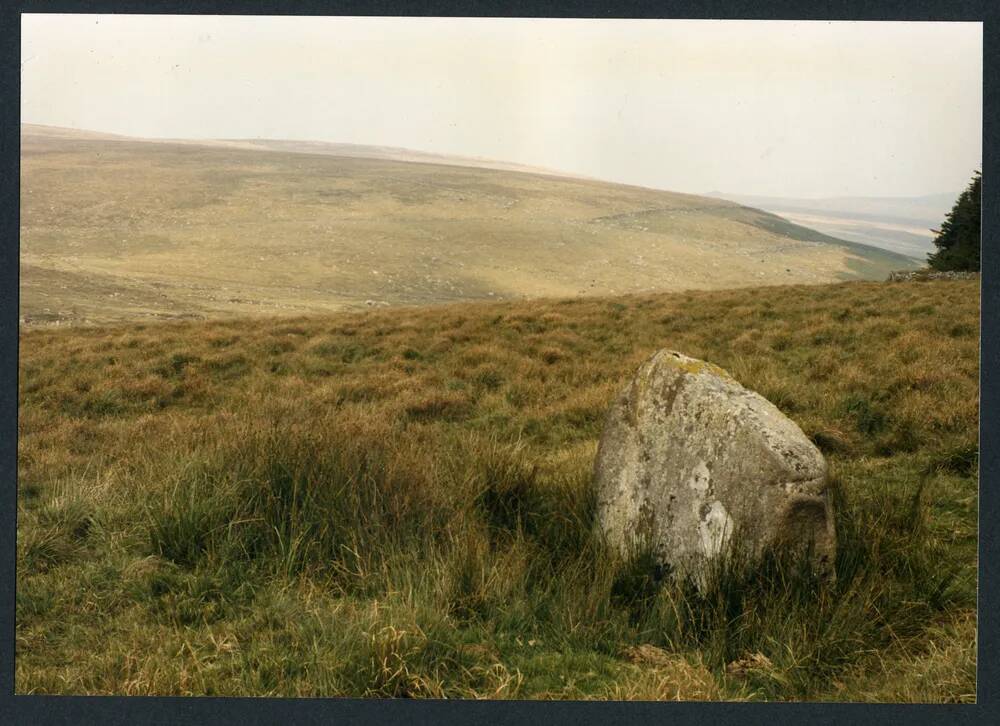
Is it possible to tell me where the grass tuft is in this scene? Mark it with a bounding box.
[16,279,979,698]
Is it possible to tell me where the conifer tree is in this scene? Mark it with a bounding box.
[927,171,981,272]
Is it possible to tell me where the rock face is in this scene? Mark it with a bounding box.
[593,350,835,583]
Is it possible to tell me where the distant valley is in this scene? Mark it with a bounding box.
[706,191,958,260]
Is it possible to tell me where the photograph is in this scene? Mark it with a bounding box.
[16,14,981,701]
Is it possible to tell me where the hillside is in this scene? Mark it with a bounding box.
[20,125,916,326]
[707,191,958,260]
[16,280,978,699]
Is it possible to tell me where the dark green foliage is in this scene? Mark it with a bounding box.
[926,444,979,476]
[809,429,850,455]
[928,171,981,272]
[18,492,96,572]
[146,425,451,581]
[473,451,539,536]
[205,354,251,380]
[610,546,665,619]
[154,352,200,378]
[842,394,887,435]
[472,367,504,390]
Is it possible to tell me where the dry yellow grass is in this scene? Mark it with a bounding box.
[16,279,978,699]
[20,125,916,326]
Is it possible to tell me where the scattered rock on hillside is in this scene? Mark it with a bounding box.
[593,350,835,586]
[887,269,979,282]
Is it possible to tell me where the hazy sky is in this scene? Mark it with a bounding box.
[21,15,982,198]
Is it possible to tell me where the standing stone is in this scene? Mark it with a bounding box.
[593,350,835,584]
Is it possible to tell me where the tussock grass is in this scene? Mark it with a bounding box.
[16,280,978,699]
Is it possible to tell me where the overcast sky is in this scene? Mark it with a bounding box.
[21,15,982,198]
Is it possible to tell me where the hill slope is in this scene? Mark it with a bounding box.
[16,280,978,699]
[707,191,958,259]
[20,125,916,326]
[19,123,588,177]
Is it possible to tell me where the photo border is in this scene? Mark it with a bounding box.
[1,2,994,723]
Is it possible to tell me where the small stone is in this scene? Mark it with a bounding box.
[725,652,774,678]
[623,644,674,667]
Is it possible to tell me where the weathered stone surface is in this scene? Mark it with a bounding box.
[593,350,835,582]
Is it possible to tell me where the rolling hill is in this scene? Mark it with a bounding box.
[19,124,917,326]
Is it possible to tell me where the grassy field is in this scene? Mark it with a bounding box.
[20,125,916,326]
[16,278,978,700]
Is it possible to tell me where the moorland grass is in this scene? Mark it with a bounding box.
[16,279,979,699]
[20,129,915,327]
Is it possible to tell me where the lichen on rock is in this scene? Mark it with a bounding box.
[593,349,835,585]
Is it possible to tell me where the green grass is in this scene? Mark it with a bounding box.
[16,279,978,699]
